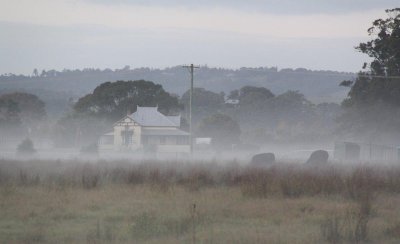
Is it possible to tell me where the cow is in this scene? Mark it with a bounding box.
[305,150,329,165]
[250,153,276,168]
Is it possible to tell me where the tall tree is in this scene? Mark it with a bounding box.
[238,86,275,105]
[180,88,225,126]
[197,113,241,149]
[228,89,239,100]
[181,88,224,108]
[340,8,400,141]
[74,80,180,120]
[342,8,400,106]
[0,93,46,124]
[32,68,39,77]
[0,98,21,127]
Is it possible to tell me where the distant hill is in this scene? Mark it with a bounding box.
[0,66,354,116]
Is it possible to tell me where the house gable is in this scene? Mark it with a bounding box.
[113,115,139,127]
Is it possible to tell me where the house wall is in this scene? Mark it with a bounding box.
[142,135,189,146]
[141,127,189,147]
[165,136,176,145]
[158,145,190,153]
[99,116,190,153]
[143,127,180,131]
[112,117,142,151]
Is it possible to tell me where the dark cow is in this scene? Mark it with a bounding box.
[306,150,329,165]
[250,153,276,168]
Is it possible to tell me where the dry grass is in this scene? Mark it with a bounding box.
[1,159,400,243]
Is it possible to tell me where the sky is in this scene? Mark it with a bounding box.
[0,0,398,75]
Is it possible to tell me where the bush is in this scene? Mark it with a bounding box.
[16,138,36,155]
[80,143,98,154]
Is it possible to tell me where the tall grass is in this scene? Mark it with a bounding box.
[2,158,400,243]
[0,159,399,198]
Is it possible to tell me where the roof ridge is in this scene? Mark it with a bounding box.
[165,114,181,128]
[165,114,180,126]
[130,106,177,127]
[155,109,176,126]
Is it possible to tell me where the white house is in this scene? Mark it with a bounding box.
[225,99,239,105]
[98,106,190,154]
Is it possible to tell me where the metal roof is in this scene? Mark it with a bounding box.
[129,106,180,127]
[142,128,189,136]
[166,116,181,127]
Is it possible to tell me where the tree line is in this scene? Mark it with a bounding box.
[0,65,353,106]
[1,8,400,149]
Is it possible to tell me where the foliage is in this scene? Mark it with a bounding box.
[357,8,400,78]
[272,90,312,111]
[345,8,400,105]
[74,80,180,121]
[197,113,241,149]
[227,89,239,100]
[0,97,21,128]
[238,86,275,105]
[53,114,109,148]
[0,92,46,123]
[340,8,400,140]
[180,88,225,130]
[0,92,46,139]
[16,138,36,155]
[80,143,98,154]
[181,87,224,109]
[0,66,352,104]
[224,89,333,144]
[271,91,316,126]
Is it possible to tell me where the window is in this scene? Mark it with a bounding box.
[121,129,134,145]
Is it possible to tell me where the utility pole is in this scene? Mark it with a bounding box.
[182,64,200,155]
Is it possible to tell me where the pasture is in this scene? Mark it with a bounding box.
[1,159,400,243]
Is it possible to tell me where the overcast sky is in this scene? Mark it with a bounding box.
[0,0,398,74]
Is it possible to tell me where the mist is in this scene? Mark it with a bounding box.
[3,2,400,243]
[0,71,398,164]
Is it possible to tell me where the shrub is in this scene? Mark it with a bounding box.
[80,143,98,154]
[16,138,36,155]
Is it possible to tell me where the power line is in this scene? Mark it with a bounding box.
[273,71,400,80]
[345,74,400,80]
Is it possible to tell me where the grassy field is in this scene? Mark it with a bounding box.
[1,159,400,243]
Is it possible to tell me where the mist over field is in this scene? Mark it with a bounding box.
[1,1,400,243]
[0,0,398,163]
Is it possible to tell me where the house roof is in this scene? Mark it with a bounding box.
[128,106,180,127]
[142,128,189,136]
[166,115,181,127]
